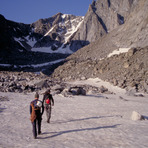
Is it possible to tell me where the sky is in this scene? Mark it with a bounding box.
[0,0,92,24]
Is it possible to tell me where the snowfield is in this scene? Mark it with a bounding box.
[0,79,148,148]
[0,59,65,69]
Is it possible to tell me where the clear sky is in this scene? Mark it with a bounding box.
[0,0,92,24]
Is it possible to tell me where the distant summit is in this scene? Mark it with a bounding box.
[31,13,84,53]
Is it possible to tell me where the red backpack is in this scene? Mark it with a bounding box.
[45,98,50,104]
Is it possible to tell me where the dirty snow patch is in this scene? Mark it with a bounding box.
[108,48,131,58]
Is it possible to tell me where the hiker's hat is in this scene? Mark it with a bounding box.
[45,89,50,94]
[35,92,39,98]
[47,89,50,93]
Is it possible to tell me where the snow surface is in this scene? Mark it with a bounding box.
[44,26,55,37]
[25,36,36,47]
[64,16,84,44]
[0,59,65,68]
[68,78,126,95]
[0,78,148,148]
[14,37,26,48]
[31,44,73,54]
[0,64,11,67]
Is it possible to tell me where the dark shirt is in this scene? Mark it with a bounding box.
[30,99,44,116]
[43,93,54,105]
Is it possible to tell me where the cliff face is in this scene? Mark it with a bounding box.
[93,0,137,32]
[111,0,148,48]
[69,0,138,51]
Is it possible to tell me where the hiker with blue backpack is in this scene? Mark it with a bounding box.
[42,89,54,123]
[30,92,44,139]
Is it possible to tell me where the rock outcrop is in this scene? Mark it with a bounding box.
[0,71,113,96]
[131,111,145,121]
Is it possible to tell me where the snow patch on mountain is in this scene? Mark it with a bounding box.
[32,44,73,54]
[63,15,84,44]
[44,26,55,37]
[14,37,25,48]
[0,59,64,68]
[25,36,37,47]
[108,48,131,58]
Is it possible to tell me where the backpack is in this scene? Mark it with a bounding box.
[34,100,42,110]
[45,97,50,104]
[36,100,42,107]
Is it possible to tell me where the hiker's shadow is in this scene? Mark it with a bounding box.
[143,115,148,120]
[39,124,120,139]
[50,115,117,124]
[86,94,107,99]
[0,108,6,113]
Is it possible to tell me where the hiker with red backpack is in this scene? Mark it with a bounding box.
[30,92,44,139]
[42,89,54,123]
